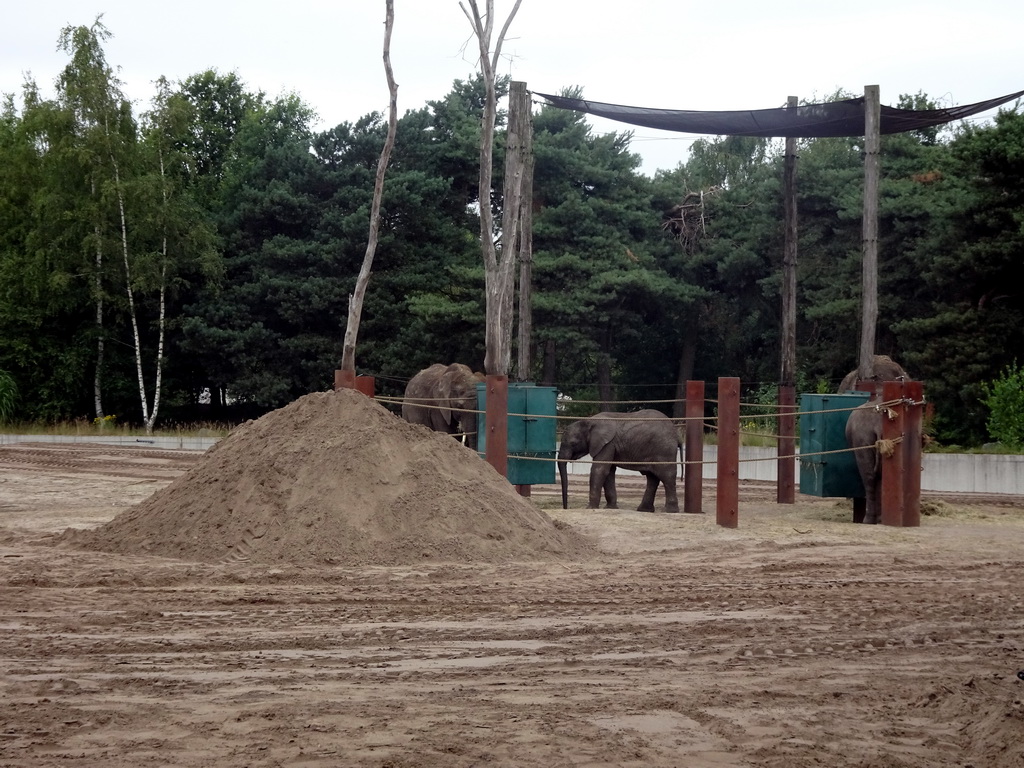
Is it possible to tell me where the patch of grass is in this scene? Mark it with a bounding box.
[3,419,232,438]
[920,499,968,518]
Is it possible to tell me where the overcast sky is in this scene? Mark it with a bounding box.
[3,1,1022,176]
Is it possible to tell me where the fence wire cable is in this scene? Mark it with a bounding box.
[377,395,916,467]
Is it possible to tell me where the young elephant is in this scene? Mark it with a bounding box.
[558,410,681,513]
[402,363,485,450]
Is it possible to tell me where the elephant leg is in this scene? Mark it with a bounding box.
[853,449,879,524]
[589,466,613,509]
[638,472,659,512]
[603,467,618,509]
[661,470,680,513]
[852,497,866,524]
[864,474,882,524]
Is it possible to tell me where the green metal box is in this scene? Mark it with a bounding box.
[476,382,557,485]
[799,392,870,498]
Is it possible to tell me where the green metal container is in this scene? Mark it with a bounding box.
[799,392,870,498]
[476,382,557,485]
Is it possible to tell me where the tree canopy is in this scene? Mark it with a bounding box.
[1,21,1022,446]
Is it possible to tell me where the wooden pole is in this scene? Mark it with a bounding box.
[880,379,904,526]
[902,381,923,527]
[777,385,796,503]
[859,85,881,380]
[716,377,740,528]
[778,97,799,506]
[781,95,799,389]
[684,380,704,515]
[513,82,535,382]
[485,375,509,479]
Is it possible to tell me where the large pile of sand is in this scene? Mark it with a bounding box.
[62,389,596,566]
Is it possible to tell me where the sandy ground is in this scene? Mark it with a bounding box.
[1,443,1023,767]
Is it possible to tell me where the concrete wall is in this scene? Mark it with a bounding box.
[566,445,1024,496]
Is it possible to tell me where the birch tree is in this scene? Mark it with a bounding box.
[56,18,130,420]
[460,0,523,375]
[133,78,219,431]
[340,0,398,376]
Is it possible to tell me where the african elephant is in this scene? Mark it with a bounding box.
[558,410,681,513]
[402,363,486,450]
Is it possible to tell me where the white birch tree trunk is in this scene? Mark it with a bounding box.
[113,157,151,429]
[93,210,105,421]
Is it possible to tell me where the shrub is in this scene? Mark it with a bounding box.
[982,362,1024,448]
[0,370,17,424]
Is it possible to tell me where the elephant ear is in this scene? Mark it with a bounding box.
[588,420,616,459]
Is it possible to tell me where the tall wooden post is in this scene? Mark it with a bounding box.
[512,82,535,382]
[902,381,923,527]
[777,385,796,503]
[484,375,509,479]
[880,379,904,526]
[859,85,881,380]
[778,95,799,504]
[781,95,799,390]
[684,380,705,515]
[716,377,740,528]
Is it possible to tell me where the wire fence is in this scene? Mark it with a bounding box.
[377,393,916,468]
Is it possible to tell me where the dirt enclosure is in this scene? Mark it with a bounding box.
[1,390,1023,767]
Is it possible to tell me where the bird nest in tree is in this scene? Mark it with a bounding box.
[662,186,720,253]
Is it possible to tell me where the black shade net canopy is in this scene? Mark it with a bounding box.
[534,89,1024,138]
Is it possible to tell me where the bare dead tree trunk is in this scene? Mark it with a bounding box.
[461,0,523,376]
[341,0,398,373]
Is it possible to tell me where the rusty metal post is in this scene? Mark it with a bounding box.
[356,376,375,397]
[335,371,375,397]
[777,384,796,503]
[335,369,356,391]
[880,380,905,526]
[485,375,509,479]
[716,377,740,528]
[684,380,704,515]
[902,381,923,527]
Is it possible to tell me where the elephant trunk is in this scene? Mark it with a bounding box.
[461,411,478,451]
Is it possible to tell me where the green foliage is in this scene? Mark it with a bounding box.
[983,362,1024,447]
[0,369,17,422]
